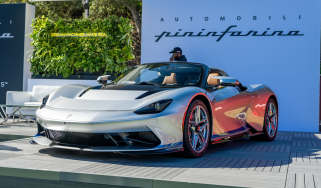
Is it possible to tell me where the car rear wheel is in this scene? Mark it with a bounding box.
[258,98,278,141]
[183,100,210,157]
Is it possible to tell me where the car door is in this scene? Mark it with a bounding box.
[208,85,254,140]
[206,70,252,139]
[207,86,241,137]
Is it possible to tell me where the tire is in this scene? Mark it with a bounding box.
[255,98,278,141]
[183,100,211,157]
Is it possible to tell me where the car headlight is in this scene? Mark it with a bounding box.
[135,99,173,114]
[40,95,49,109]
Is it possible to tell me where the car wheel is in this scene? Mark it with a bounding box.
[259,98,278,141]
[183,100,211,157]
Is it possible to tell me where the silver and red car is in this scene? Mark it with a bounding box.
[33,62,278,157]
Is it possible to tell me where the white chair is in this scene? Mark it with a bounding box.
[6,85,60,117]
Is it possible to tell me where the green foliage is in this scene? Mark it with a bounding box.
[90,0,142,64]
[1,0,142,64]
[30,16,134,78]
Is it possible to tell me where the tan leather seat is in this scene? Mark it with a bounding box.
[162,73,177,85]
[207,73,220,86]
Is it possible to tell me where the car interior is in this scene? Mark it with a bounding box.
[206,69,247,92]
[207,73,220,86]
[162,73,177,85]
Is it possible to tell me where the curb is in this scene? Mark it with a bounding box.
[0,167,243,188]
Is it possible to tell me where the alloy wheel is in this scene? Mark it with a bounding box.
[265,102,278,138]
[187,104,210,153]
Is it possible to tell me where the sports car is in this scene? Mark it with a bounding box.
[33,62,278,157]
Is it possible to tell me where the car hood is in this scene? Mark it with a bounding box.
[47,88,168,111]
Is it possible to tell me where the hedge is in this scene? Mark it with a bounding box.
[30,16,134,78]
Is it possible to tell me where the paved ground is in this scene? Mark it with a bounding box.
[0,121,36,136]
[0,123,320,188]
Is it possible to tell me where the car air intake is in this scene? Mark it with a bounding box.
[44,128,161,148]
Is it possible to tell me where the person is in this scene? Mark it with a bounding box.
[169,47,187,62]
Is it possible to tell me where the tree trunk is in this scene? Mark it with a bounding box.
[124,4,141,37]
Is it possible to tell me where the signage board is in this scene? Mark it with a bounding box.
[142,0,321,131]
[0,4,34,104]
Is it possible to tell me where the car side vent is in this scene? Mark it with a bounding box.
[136,90,163,99]
[78,85,102,97]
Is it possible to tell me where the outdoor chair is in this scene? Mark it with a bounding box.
[5,85,59,118]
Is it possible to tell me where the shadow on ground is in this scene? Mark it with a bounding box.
[0,145,22,152]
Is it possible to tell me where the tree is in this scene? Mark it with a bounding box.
[32,1,83,19]
[90,0,141,34]
[112,0,141,35]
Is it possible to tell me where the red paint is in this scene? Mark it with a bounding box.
[182,88,276,139]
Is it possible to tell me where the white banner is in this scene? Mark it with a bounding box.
[142,0,321,131]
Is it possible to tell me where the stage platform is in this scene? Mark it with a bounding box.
[0,124,320,188]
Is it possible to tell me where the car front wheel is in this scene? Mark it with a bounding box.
[183,100,211,157]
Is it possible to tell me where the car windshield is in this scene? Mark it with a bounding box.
[117,63,203,87]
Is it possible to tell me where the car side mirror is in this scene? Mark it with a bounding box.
[97,75,112,86]
[207,76,240,87]
[216,76,239,86]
